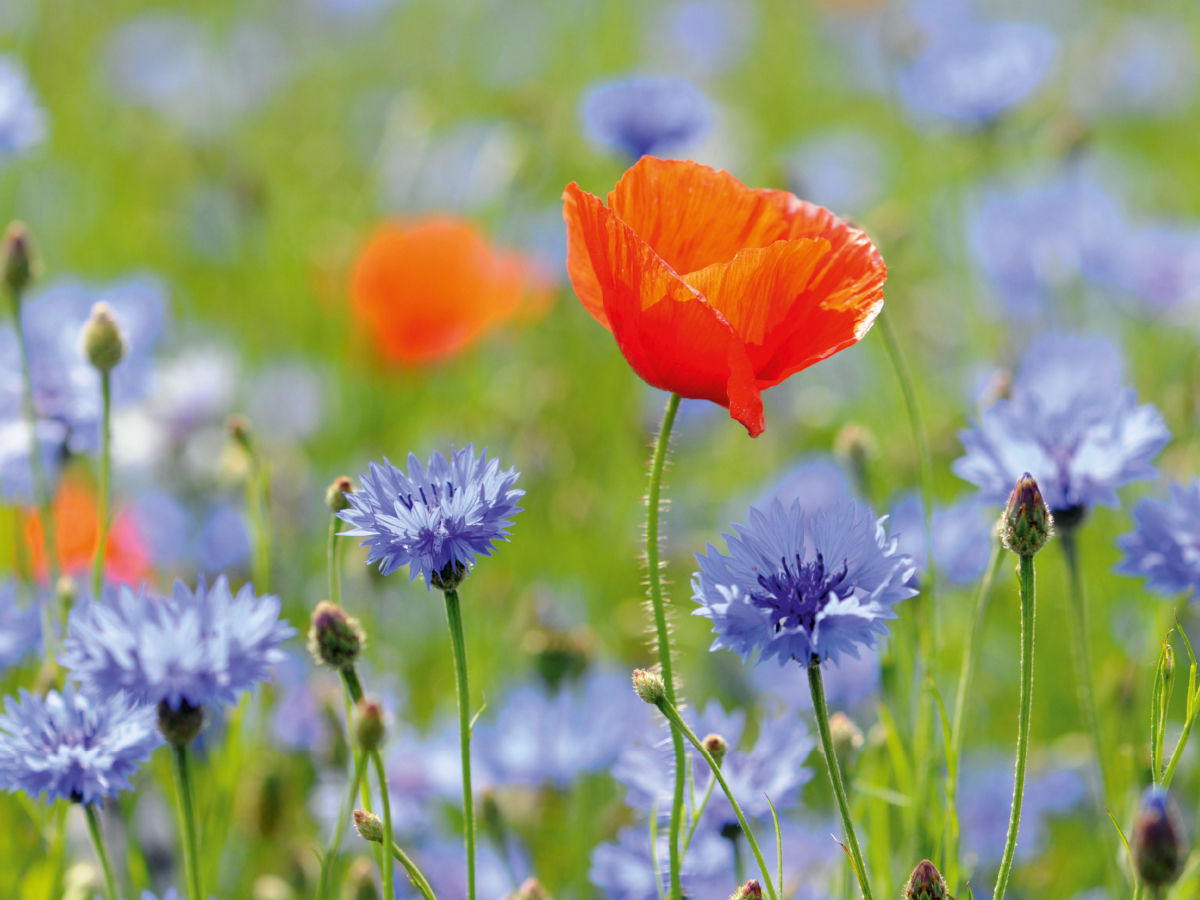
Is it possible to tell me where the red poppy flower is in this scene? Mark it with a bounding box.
[25,476,150,584]
[351,216,553,365]
[563,157,886,436]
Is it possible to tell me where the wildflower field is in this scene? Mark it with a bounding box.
[1,1,1199,899]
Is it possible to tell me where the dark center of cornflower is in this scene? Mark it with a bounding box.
[750,552,849,634]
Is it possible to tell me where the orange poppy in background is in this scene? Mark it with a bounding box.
[25,476,150,586]
[563,157,887,437]
[350,216,553,365]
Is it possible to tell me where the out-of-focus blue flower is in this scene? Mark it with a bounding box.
[244,360,324,444]
[476,670,653,788]
[889,493,927,574]
[968,174,1126,319]
[959,758,1086,864]
[887,493,995,586]
[105,15,288,140]
[896,14,1056,126]
[786,129,887,217]
[60,576,295,710]
[580,76,712,160]
[270,652,333,753]
[1116,481,1200,597]
[195,502,251,573]
[0,56,46,160]
[953,334,1169,513]
[0,581,41,669]
[0,684,161,804]
[140,892,179,900]
[1112,224,1200,311]
[399,837,529,900]
[0,277,168,501]
[340,445,524,589]
[752,644,881,711]
[148,345,239,443]
[653,0,756,76]
[1071,18,1197,118]
[755,456,857,520]
[693,500,917,667]
[126,491,191,566]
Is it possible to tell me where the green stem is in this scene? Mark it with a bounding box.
[387,840,438,900]
[90,371,112,600]
[340,668,372,813]
[328,514,342,607]
[443,588,476,900]
[371,750,395,900]
[946,539,1003,891]
[646,393,687,900]
[84,803,119,900]
[45,802,67,900]
[319,745,367,900]
[1060,532,1110,805]
[993,554,1036,900]
[682,774,718,854]
[809,661,872,900]
[656,698,778,900]
[170,743,204,900]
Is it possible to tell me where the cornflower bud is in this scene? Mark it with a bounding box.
[157,699,205,746]
[353,809,384,844]
[2,221,38,298]
[513,878,550,900]
[355,699,385,752]
[834,422,878,493]
[523,625,592,689]
[903,860,947,900]
[1001,472,1053,556]
[631,668,666,705]
[326,476,353,513]
[308,600,365,670]
[702,733,728,766]
[729,881,763,900]
[1132,786,1186,888]
[81,302,127,373]
[347,857,379,900]
[829,711,865,770]
[226,413,253,450]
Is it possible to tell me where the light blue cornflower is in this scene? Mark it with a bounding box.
[785,129,888,217]
[396,838,529,900]
[1070,17,1196,118]
[895,12,1056,126]
[339,445,523,589]
[1112,224,1200,311]
[580,76,712,160]
[953,334,1170,515]
[655,0,756,76]
[60,575,295,711]
[0,57,46,160]
[0,684,161,804]
[1116,481,1200,597]
[889,493,995,586]
[693,499,916,667]
[0,581,41,669]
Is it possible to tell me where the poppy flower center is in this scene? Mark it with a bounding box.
[750,552,850,634]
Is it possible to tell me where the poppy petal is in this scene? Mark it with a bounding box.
[563,187,610,329]
[607,157,791,276]
[563,182,765,435]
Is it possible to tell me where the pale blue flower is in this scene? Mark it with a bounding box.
[0,57,46,160]
[580,76,712,160]
[0,581,41,669]
[1117,481,1200,597]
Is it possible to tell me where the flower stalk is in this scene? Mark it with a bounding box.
[371,749,395,900]
[90,371,112,600]
[319,746,367,900]
[84,803,119,900]
[443,587,477,900]
[170,743,204,900]
[646,392,687,900]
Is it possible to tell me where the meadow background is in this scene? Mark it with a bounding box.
[1,0,1199,898]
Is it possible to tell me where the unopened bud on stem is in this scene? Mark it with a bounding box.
[308,600,365,670]
[326,476,353,513]
[353,809,384,844]
[1132,786,1186,888]
[81,302,127,372]
[729,880,763,900]
[702,733,727,766]
[903,860,947,900]
[514,878,550,900]
[1001,472,1052,556]
[631,668,666,705]
[355,698,385,752]
[2,222,38,298]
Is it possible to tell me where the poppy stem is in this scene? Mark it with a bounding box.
[877,308,938,848]
[945,536,1004,895]
[90,370,112,602]
[809,660,873,900]
[84,803,119,900]
[646,392,686,900]
[993,553,1036,900]
[443,588,477,900]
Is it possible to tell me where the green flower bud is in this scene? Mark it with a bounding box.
[2,221,39,298]
[82,302,128,373]
[355,698,385,752]
[1001,472,1053,556]
[513,878,550,900]
[308,600,366,670]
[353,809,384,844]
[157,699,205,746]
[631,668,666,705]
[226,413,254,450]
[1132,786,1186,888]
[326,475,353,513]
[829,711,865,771]
[729,881,763,900]
[903,860,947,900]
[702,733,728,766]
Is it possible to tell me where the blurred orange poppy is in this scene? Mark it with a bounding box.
[25,476,150,586]
[350,216,553,365]
[563,157,887,436]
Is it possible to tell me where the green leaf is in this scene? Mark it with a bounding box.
[765,793,782,897]
[1105,807,1133,866]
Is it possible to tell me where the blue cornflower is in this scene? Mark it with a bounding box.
[0,57,46,160]
[397,838,529,900]
[888,493,995,586]
[1070,18,1197,118]
[896,15,1056,126]
[339,445,523,589]
[953,334,1170,515]
[693,499,917,667]
[1116,481,1200,596]
[1112,224,1200,311]
[785,129,887,218]
[656,0,756,76]
[0,581,42,669]
[580,76,712,160]
[0,684,161,804]
[60,575,295,711]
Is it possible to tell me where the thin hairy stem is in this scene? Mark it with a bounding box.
[993,554,1036,900]
[387,839,438,900]
[84,804,119,900]
[319,745,366,900]
[328,514,342,608]
[371,750,395,900]
[810,661,873,900]
[90,371,112,600]
[170,743,204,900]
[443,588,476,900]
